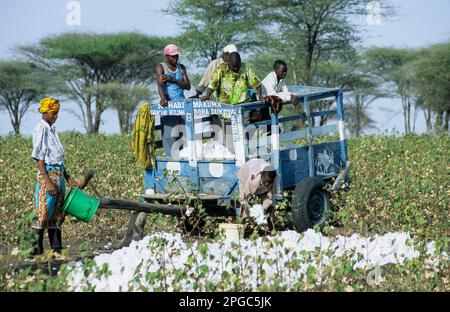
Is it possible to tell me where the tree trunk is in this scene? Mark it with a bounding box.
[356,100,361,137]
[435,111,443,133]
[290,57,298,85]
[303,44,314,86]
[444,109,449,132]
[401,96,408,134]
[12,118,20,135]
[86,95,94,134]
[424,109,433,134]
[93,97,104,133]
[117,109,127,134]
[406,97,411,134]
[412,103,419,133]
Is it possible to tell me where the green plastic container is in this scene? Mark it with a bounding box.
[62,188,100,223]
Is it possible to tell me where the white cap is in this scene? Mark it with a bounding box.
[223,44,237,53]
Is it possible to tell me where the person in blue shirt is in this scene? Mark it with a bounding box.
[156,44,191,156]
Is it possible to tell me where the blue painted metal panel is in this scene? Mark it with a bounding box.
[312,141,344,178]
[303,97,315,177]
[145,160,194,193]
[281,158,309,188]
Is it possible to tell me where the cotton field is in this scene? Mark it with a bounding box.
[66,229,448,292]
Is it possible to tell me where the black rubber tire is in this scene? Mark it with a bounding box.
[292,177,331,233]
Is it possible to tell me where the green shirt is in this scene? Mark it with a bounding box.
[208,62,261,104]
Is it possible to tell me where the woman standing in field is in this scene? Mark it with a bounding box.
[30,98,78,256]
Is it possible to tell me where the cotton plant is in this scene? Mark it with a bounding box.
[66,228,448,292]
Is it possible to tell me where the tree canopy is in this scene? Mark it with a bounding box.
[0,61,55,134]
[164,0,259,65]
[19,32,167,133]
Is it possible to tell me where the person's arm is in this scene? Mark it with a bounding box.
[178,64,191,90]
[63,168,80,188]
[202,88,214,101]
[262,181,276,210]
[277,79,296,103]
[156,64,168,106]
[246,66,262,100]
[257,85,263,101]
[36,159,57,196]
[195,61,216,96]
[202,67,221,101]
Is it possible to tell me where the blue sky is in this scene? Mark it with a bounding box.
[0,0,449,135]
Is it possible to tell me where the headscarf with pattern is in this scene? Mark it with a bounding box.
[38,98,60,113]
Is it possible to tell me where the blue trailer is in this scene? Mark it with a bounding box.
[143,86,351,232]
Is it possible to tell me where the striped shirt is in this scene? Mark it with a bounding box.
[31,119,65,165]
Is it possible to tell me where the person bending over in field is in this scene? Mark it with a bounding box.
[237,159,278,226]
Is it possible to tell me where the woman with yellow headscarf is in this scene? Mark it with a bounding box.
[30,98,78,256]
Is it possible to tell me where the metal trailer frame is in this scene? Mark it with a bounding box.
[143,86,351,213]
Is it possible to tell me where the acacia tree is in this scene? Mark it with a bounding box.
[88,82,152,134]
[164,0,259,66]
[0,61,54,135]
[252,0,392,85]
[364,47,419,134]
[19,32,167,133]
[408,42,450,133]
[345,74,386,137]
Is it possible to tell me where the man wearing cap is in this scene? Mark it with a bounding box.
[156,43,191,156]
[30,97,79,256]
[191,44,238,99]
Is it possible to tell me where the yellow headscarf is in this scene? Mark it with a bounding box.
[38,98,60,113]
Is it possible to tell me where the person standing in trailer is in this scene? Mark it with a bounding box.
[192,44,238,99]
[156,44,191,157]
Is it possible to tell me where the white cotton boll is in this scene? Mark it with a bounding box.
[249,204,266,225]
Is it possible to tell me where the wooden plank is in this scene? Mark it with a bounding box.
[99,198,185,216]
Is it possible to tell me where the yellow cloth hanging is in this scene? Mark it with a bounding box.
[131,103,156,169]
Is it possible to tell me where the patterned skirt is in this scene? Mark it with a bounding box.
[33,164,66,229]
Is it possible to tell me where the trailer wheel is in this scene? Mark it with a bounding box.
[292,177,331,232]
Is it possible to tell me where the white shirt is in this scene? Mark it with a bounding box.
[261,71,292,102]
[31,119,65,165]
